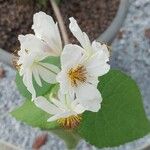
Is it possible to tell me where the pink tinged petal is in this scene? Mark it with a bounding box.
[47,112,75,122]
[32,67,42,87]
[69,17,92,52]
[32,11,62,55]
[34,96,62,115]
[38,62,60,84]
[61,44,85,68]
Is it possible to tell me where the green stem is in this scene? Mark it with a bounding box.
[51,128,81,150]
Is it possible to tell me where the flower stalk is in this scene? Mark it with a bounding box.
[50,0,69,45]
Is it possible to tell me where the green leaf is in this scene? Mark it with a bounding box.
[78,69,150,148]
[16,73,53,99]
[16,56,60,99]
[11,100,58,129]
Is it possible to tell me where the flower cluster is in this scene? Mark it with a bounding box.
[17,11,110,128]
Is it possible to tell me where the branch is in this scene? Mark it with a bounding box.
[50,0,69,45]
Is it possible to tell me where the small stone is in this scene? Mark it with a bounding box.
[144,28,150,39]
[0,67,5,78]
[134,42,139,48]
[32,133,48,149]
[117,30,125,39]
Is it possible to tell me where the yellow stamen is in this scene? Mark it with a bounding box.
[68,65,87,87]
[57,115,82,129]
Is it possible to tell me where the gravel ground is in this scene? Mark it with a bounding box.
[0,0,150,149]
[111,0,150,118]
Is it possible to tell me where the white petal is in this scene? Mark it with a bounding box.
[57,90,75,107]
[87,76,99,86]
[57,90,67,103]
[75,83,102,112]
[57,71,76,98]
[86,62,110,77]
[39,62,60,73]
[22,69,36,99]
[87,63,110,77]
[56,70,69,94]
[51,98,67,110]
[18,34,50,55]
[77,95,101,112]
[38,62,60,84]
[47,112,74,122]
[71,100,86,114]
[34,96,62,115]
[69,17,92,53]
[32,11,62,55]
[75,83,96,99]
[85,52,110,77]
[92,41,110,59]
[61,44,85,68]
[32,67,42,86]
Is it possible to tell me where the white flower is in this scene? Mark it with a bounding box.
[17,12,62,99]
[32,11,62,55]
[34,92,86,128]
[69,17,110,58]
[56,18,110,112]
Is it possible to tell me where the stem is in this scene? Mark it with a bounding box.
[51,129,80,150]
[50,0,69,45]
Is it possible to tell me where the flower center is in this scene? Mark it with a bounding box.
[57,115,82,129]
[68,65,87,87]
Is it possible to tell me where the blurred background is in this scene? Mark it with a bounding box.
[0,0,119,53]
[0,0,150,149]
